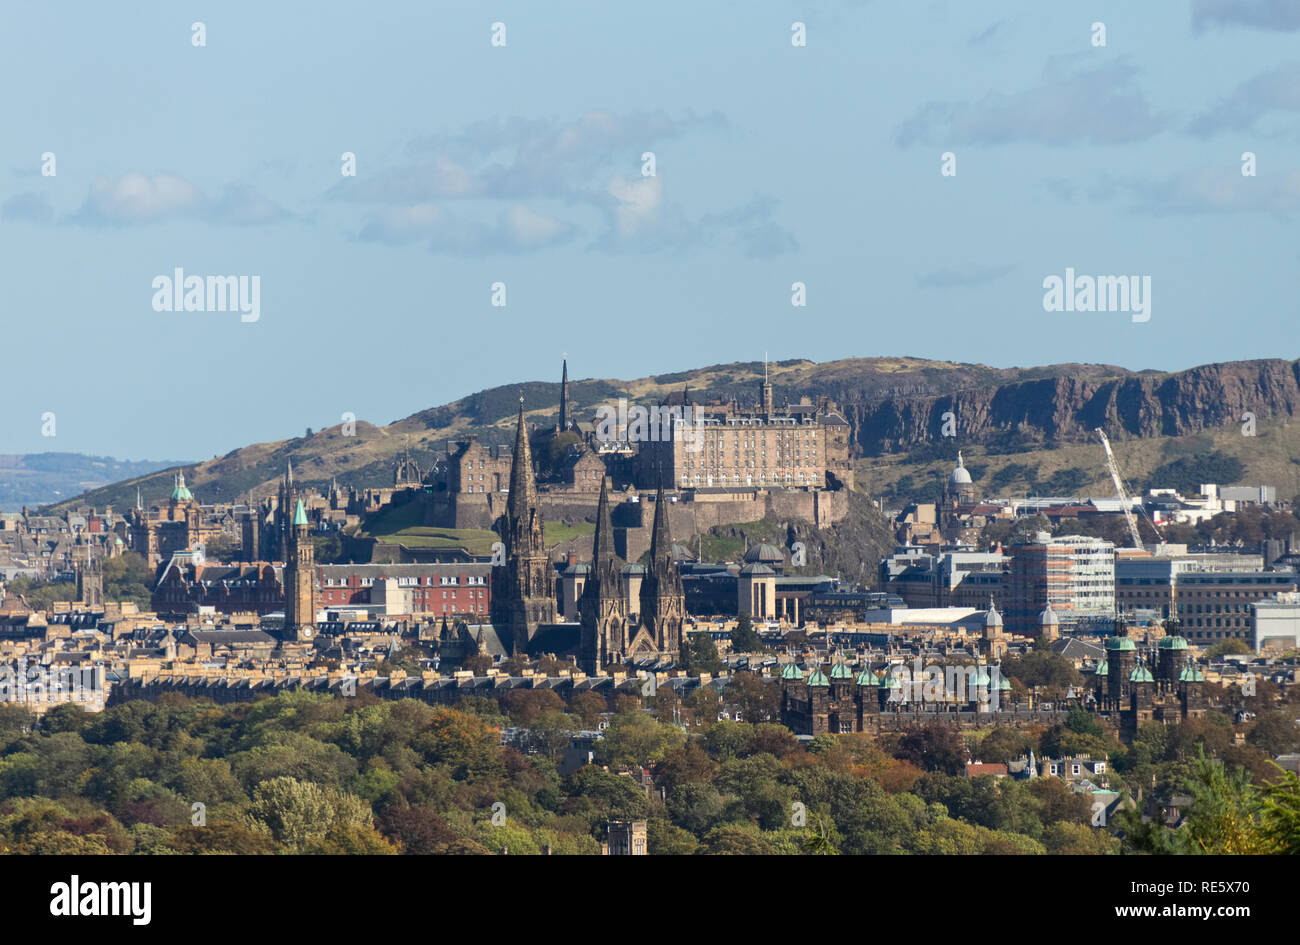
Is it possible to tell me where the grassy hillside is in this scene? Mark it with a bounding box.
[861,417,1300,506]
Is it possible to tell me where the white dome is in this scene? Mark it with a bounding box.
[1040,604,1060,626]
[949,451,972,486]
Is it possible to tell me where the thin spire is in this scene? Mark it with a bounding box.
[592,476,616,568]
[507,398,537,516]
[649,481,673,570]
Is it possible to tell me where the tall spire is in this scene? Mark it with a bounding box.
[649,482,672,570]
[286,459,294,487]
[508,398,537,516]
[559,358,569,432]
[592,476,616,567]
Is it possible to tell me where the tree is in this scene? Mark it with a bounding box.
[569,691,607,729]
[681,632,723,675]
[729,614,765,654]
[1205,639,1251,659]
[723,671,779,724]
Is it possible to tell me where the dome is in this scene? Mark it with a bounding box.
[855,668,880,686]
[1105,636,1136,651]
[949,451,973,486]
[1094,660,1109,676]
[779,662,804,680]
[744,542,784,565]
[1040,604,1059,626]
[739,563,775,576]
[1129,664,1154,683]
[985,597,1003,628]
[829,661,853,679]
[805,667,830,687]
[170,471,193,502]
[1158,635,1189,650]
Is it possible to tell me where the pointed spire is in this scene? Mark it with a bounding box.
[286,459,294,487]
[592,476,616,567]
[508,398,538,516]
[649,482,673,571]
[136,486,142,511]
[559,358,569,431]
[293,499,308,526]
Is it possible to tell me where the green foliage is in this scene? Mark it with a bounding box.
[729,614,765,654]
[1144,452,1246,495]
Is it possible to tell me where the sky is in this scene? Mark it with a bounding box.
[1,0,1298,461]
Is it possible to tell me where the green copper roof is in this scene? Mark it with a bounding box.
[1179,664,1205,682]
[293,498,308,526]
[805,667,830,687]
[1095,660,1109,676]
[779,663,803,680]
[1106,636,1136,651]
[997,675,1012,691]
[829,661,853,679]
[1129,664,1154,683]
[855,669,880,686]
[170,472,193,502]
[1158,635,1189,650]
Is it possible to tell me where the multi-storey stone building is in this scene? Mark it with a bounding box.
[1005,533,1116,636]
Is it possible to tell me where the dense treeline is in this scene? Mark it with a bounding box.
[0,688,1295,855]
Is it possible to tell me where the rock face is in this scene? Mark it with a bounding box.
[836,359,1300,455]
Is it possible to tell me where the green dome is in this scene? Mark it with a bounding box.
[1106,636,1136,651]
[170,471,193,502]
[779,663,803,680]
[997,675,1012,691]
[829,661,853,679]
[1094,660,1109,676]
[1158,635,1189,650]
[1179,665,1205,682]
[855,669,880,686]
[1129,664,1154,683]
[805,667,830,687]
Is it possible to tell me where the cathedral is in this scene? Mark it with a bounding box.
[489,399,685,673]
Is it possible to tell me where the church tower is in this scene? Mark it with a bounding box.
[75,536,103,609]
[284,498,316,641]
[492,400,557,653]
[638,484,684,660]
[579,477,628,672]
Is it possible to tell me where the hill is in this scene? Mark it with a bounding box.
[38,355,1300,518]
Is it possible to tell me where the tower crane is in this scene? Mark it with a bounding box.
[1095,428,1143,549]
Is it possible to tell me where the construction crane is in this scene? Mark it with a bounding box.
[1095,428,1143,549]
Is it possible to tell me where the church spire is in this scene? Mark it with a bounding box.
[558,358,569,431]
[649,482,673,572]
[508,398,538,518]
[592,476,616,568]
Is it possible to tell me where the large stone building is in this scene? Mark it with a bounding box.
[490,401,559,653]
[1004,533,1116,636]
[1096,620,1207,738]
[631,375,853,493]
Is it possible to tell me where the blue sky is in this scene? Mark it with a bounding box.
[2,0,1298,460]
